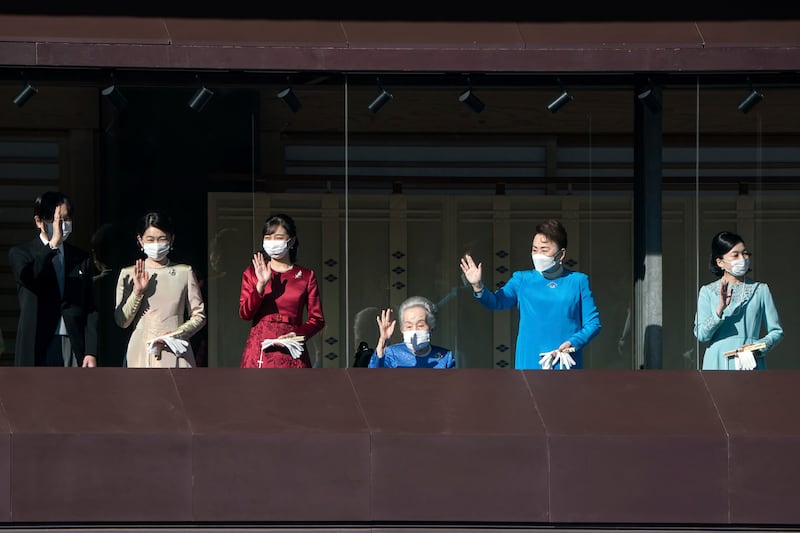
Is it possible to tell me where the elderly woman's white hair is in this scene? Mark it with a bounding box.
[397,295,438,330]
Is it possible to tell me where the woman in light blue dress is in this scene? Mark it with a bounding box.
[460,219,601,370]
[694,231,783,370]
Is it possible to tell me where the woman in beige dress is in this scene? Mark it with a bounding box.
[115,211,206,367]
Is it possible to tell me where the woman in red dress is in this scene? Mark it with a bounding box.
[239,214,325,368]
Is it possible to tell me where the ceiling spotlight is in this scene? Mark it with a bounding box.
[368,78,393,113]
[188,86,214,112]
[738,87,764,114]
[12,82,37,108]
[368,89,393,113]
[277,87,302,113]
[637,87,661,114]
[102,84,128,112]
[459,88,484,113]
[546,89,573,113]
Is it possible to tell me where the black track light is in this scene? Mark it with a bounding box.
[546,89,573,113]
[459,88,484,113]
[12,82,37,107]
[368,78,393,113]
[188,86,214,112]
[637,87,661,114]
[102,84,128,112]
[368,88,393,113]
[738,87,764,113]
[277,87,302,113]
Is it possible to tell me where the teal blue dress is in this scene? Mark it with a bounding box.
[694,278,783,370]
[476,268,601,369]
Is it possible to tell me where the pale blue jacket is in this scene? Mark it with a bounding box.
[694,278,783,370]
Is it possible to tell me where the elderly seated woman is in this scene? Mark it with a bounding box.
[368,295,456,368]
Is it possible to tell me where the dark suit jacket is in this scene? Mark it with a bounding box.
[9,237,99,366]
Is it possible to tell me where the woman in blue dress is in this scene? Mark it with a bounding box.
[368,295,455,368]
[460,218,601,370]
[694,231,783,370]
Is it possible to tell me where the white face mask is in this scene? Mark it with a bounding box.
[726,257,750,277]
[531,251,561,273]
[45,220,72,241]
[403,329,431,352]
[263,239,290,258]
[143,242,170,261]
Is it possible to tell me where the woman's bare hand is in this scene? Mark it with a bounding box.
[460,254,483,291]
[133,258,150,296]
[717,280,732,317]
[253,252,272,293]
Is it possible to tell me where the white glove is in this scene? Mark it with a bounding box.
[538,350,557,370]
[146,335,189,357]
[262,337,305,359]
[555,349,577,370]
[735,349,757,371]
[540,348,576,370]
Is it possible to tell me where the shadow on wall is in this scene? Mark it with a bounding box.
[91,223,131,367]
[207,227,251,367]
[352,306,380,367]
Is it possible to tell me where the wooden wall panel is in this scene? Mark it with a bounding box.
[0,368,797,525]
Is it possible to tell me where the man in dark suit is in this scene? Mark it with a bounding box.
[9,191,98,367]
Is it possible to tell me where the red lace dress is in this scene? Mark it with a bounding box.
[238,263,325,368]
